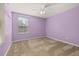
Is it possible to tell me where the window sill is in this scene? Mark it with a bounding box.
[17,31,29,34]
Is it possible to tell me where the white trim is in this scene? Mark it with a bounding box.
[13,36,45,43]
[4,36,45,55]
[46,36,79,47]
[4,42,12,56]
[4,36,79,56]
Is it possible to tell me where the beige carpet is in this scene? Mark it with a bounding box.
[7,37,79,56]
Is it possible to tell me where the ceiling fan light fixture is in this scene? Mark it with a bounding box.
[40,9,46,15]
[40,5,46,15]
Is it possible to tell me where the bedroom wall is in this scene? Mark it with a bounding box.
[0,4,12,56]
[0,3,79,55]
[12,12,45,41]
[0,4,4,45]
[46,6,79,46]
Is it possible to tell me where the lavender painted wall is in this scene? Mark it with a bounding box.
[46,6,79,45]
[1,4,79,56]
[12,12,45,41]
[0,4,12,56]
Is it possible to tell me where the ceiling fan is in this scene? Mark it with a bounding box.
[40,4,53,15]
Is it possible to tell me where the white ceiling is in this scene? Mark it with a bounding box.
[46,3,79,18]
[7,3,79,18]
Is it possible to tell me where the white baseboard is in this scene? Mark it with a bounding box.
[4,36,45,56]
[4,42,12,56]
[13,36,45,43]
[4,36,79,56]
[13,35,79,47]
[46,36,79,47]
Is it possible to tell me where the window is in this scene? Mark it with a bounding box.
[18,16,28,33]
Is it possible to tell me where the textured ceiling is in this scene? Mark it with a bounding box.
[8,3,79,18]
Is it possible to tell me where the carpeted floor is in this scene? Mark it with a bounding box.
[7,37,79,56]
